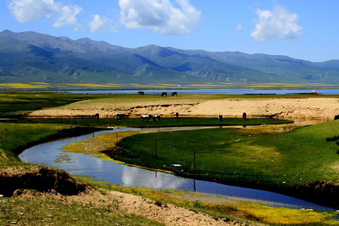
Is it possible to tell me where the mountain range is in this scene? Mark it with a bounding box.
[1,29,339,86]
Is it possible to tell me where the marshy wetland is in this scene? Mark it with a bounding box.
[3,91,339,225]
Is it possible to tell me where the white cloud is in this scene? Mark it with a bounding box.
[8,0,82,30]
[89,14,116,32]
[251,5,302,41]
[236,24,243,31]
[53,5,82,30]
[119,0,201,35]
[8,0,60,22]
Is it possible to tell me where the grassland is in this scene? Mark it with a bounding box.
[0,92,112,115]
[2,92,339,225]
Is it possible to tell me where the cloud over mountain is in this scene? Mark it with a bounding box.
[119,0,201,34]
[53,5,82,30]
[7,1,302,41]
[251,4,302,41]
[8,0,200,35]
[89,15,115,32]
[8,0,82,30]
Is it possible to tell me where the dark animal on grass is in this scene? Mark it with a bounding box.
[161,92,167,97]
[334,114,339,120]
[218,115,223,121]
[171,92,177,96]
[137,91,144,95]
[94,113,99,119]
[311,90,318,95]
[116,113,129,120]
[116,113,123,120]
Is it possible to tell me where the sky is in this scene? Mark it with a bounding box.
[1,0,339,62]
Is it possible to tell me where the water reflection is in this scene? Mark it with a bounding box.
[122,166,185,189]
[19,128,333,211]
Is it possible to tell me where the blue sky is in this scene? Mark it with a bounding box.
[1,0,338,62]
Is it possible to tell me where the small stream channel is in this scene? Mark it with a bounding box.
[19,128,334,212]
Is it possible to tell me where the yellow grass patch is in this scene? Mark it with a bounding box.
[218,82,234,85]
[190,83,234,87]
[0,83,50,89]
[246,83,304,88]
[159,84,182,87]
[30,82,49,85]
[129,83,156,88]
[237,203,338,225]
[245,83,339,88]
[240,124,297,134]
[129,83,176,88]
[61,83,122,88]
[63,130,140,155]
[300,83,339,87]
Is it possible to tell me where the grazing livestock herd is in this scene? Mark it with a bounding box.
[140,114,161,122]
[114,91,251,122]
[138,91,178,97]
[115,90,339,122]
[115,112,250,122]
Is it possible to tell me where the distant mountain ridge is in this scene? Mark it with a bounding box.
[0,29,339,85]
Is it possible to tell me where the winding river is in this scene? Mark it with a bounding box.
[19,128,334,212]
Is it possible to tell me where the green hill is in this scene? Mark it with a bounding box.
[1,30,339,86]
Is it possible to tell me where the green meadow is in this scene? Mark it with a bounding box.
[115,119,339,208]
[116,122,339,185]
[2,92,339,225]
[0,92,111,115]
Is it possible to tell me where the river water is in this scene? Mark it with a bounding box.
[19,128,334,211]
[67,89,339,95]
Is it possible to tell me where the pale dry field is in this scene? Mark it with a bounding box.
[29,95,339,122]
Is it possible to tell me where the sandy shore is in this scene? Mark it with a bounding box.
[29,97,339,123]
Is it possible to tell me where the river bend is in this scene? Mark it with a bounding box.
[19,128,333,211]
